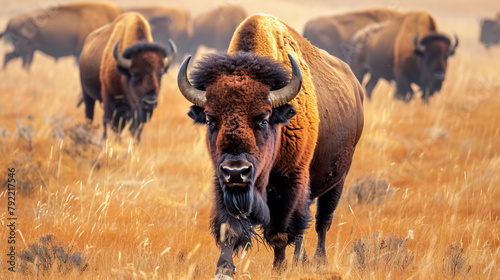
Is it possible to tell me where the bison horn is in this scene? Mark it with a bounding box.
[413,32,425,53]
[268,54,303,108]
[177,55,207,107]
[164,39,177,70]
[450,34,459,54]
[113,40,132,69]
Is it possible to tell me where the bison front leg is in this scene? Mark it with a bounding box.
[3,51,20,69]
[292,234,308,266]
[21,51,34,70]
[83,91,95,124]
[266,178,311,273]
[216,242,236,279]
[213,218,243,279]
[102,96,113,139]
[394,77,414,102]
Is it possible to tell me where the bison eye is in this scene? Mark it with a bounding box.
[206,115,217,129]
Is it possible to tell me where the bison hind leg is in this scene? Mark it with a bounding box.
[364,75,379,100]
[312,180,344,267]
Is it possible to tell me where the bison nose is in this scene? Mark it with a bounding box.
[141,94,158,110]
[219,160,253,187]
[433,71,445,81]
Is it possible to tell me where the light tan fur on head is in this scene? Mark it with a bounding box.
[394,11,438,77]
[229,14,320,176]
[100,12,154,99]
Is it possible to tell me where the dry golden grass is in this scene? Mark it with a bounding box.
[0,1,499,279]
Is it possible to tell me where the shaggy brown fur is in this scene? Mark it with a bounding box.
[0,2,121,69]
[190,51,291,91]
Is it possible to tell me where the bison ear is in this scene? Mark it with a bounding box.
[270,104,297,125]
[188,105,206,124]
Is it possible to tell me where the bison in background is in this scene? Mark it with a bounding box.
[79,12,176,141]
[303,8,403,63]
[350,11,458,103]
[178,13,363,278]
[480,16,500,49]
[123,6,192,61]
[0,2,122,70]
[190,5,247,54]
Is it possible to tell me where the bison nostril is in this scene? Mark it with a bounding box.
[142,97,158,105]
[220,165,231,181]
[433,71,445,81]
[240,165,252,182]
[219,161,253,185]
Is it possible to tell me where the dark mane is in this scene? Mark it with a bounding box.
[122,42,168,58]
[189,51,292,91]
[421,32,451,45]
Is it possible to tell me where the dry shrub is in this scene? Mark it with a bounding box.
[442,244,471,277]
[5,152,45,196]
[350,231,414,273]
[63,122,103,158]
[345,175,394,206]
[18,235,87,276]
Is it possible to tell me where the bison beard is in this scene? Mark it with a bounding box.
[212,177,270,251]
[223,186,253,218]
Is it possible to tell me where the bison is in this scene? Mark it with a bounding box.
[79,12,176,141]
[123,6,192,60]
[191,5,247,54]
[480,18,500,48]
[0,2,121,69]
[177,14,364,278]
[303,8,403,63]
[350,11,458,103]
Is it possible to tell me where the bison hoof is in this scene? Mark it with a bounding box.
[215,262,236,279]
[311,253,328,268]
[214,273,233,280]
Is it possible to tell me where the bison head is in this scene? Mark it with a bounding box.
[113,40,176,123]
[178,52,302,218]
[413,32,458,101]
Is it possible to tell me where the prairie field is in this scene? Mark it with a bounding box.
[0,0,499,279]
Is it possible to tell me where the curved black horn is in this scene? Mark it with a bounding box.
[450,34,459,53]
[268,54,303,108]
[177,56,207,107]
[113,40,132,69]
[413,32,425,53]
[164,39,177,70]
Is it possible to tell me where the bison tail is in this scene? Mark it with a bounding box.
[77,95,84,108]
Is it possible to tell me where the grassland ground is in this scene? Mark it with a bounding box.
[0,0,499,279]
